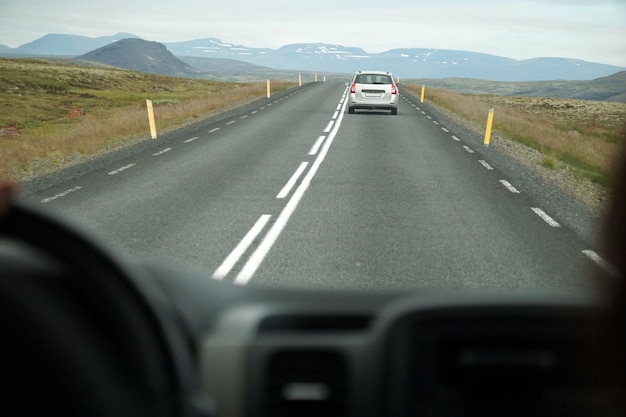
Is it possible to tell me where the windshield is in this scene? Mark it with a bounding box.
[1,1,625,292]
[355,74,393,84]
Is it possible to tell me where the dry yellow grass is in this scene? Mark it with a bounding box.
[405,85,626,184]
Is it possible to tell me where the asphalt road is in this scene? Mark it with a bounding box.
[27,82,605,291]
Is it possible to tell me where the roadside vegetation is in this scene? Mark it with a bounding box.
[404,84,626,186]
[0,58,296,180]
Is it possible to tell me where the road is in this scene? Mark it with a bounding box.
[28,81,603,291]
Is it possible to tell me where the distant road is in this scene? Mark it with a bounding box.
[29,81,602,291]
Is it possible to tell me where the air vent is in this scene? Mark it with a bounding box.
[264,350,349,417]
[259,314,371,334]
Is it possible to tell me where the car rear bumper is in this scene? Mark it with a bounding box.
[348,94,398,111]
[349,104,397,110]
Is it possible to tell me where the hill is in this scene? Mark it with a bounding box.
[77,38,198,77]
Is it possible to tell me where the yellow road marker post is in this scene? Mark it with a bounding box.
[267,80,271,98]
[420,85,425,103]
[146,99,157,139]
[484,108,495,146]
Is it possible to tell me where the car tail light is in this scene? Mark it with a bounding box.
[391,84,397,95]
[350,83,356,94]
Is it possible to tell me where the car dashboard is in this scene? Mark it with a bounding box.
[159,269,614,417]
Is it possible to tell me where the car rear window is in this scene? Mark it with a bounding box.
[355,74,392,84]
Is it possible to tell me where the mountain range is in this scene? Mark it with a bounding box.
[1,32,624,82]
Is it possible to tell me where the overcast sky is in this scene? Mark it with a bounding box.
[1,0,625,67]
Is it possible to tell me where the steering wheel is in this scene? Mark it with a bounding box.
[0,202,185,416]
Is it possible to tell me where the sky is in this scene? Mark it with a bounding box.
[1,0,625,67]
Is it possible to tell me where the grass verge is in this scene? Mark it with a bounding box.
[404,85,626,186]
[0,58,296,181]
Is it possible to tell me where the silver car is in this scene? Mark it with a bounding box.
[348,70,399,115]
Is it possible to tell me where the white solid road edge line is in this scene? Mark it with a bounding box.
[276,162,309,199]
[212,214,272,280]
[234,98,348,285]
[531,207,561,227]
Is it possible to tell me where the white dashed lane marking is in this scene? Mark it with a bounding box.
[309,136,326,156]
[499,180,520,194]
[108,164,135,175]
[41,187,82,203]
[531,208,561,227]
[276,162,309,199]
[582,250,617,276]
[212,215,272,280]
[479,160,494,170]
[152,148,173,156]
